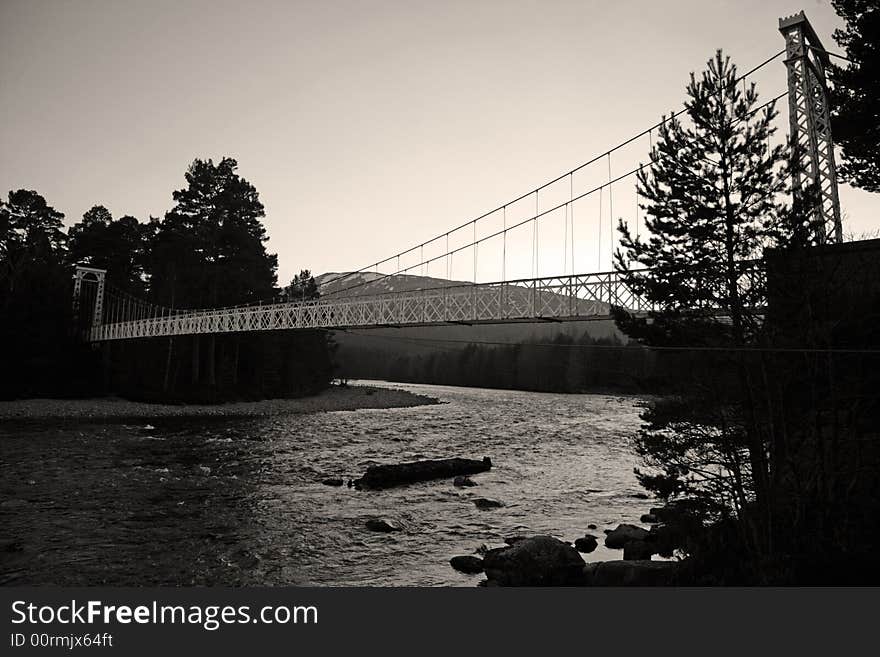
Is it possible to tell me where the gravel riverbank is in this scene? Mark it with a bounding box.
[0,384,438,424]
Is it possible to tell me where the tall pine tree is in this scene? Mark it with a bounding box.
[612,51,808,548]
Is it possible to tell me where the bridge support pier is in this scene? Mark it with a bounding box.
[72,265,107,338]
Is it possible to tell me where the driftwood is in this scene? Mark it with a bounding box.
[354,456,492,490]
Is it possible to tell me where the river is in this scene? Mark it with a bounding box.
[0,382,651,586]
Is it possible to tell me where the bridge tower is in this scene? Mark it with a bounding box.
[779,11,842,244]
[72,265,107,334]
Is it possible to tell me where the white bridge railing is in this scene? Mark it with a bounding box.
[86,272,648,342]
[84,263,767,342]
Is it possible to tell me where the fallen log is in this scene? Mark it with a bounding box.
[353,456,492,490]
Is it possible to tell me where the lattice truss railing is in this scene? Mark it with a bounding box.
[86,272,642,342]
[82,262,767,342]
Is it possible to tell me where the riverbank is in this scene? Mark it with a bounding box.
[0,384,438,424]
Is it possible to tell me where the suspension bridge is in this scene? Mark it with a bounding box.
[72,12,841,343]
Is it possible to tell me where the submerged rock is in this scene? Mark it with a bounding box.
[354,457,492,490]
[454,475,478,487]
[574,535,599,553]
[450,555,484,574]
[365,518,400,533]
[604,524,650,549]
[321,478,344,487]
[583,560,677,586]
[473,498,504,510]
[483,536,586,586]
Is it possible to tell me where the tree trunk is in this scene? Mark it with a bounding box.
[163,337,174,392]
[191,335,200,384]
[164,274,177,393]
[232,337,240,387]
[205,334,216,386]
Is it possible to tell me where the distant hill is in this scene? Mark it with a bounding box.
[315,271,471,298]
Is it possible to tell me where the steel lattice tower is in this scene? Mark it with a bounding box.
[779,11,842,244]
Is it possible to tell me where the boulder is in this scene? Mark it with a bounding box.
[473,498,503,510]
[645,523,687,557]
[504,536,528,546]
[643,503,702,556]
[321,478,344,487]
[587,524,598,530]
[574,535,598,553]
[454,475,478,487]
[623,539,655,560]
[604,524,650,549]
[354,457,492,490]
[483,536,586,586]
[365,518,400,533]
[583,560,678,586]
[640,513,659,523]
[450,555,484,574]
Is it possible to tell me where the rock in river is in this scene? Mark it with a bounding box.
[604,524,650,549]
[472,498,503,510]
[321,478,344,487]
[483,536,586,586]
[583,560,678,586]
[450,555,484,574]
[354,457,492,490]
[574,535,598,553]
[365,518,400,533]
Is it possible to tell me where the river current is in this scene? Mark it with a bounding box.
[1,382,650,586]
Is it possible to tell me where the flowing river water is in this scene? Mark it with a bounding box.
[0,382,652,586]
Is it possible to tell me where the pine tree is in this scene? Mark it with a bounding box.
[159,157,278,308]
[0,190,73,397]
[615,50,797,349]
[830,0,880,192]
[612,51,808,535]
[67,206,153,295]
[284,269,319,302]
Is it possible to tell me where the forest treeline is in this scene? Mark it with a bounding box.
[0,157,334,402]
[336,330,696,394]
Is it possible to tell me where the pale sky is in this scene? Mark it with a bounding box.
[2,0,876,286]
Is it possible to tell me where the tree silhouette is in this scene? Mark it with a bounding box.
[0,189,67,300]
[830,0,880,192]
[0,190,75,398]
[161,157,277,308]
[285,269,319,302]
[67,206,153,295]
[612,51,809,533]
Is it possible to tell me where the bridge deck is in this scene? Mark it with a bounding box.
[86,273,646,342]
